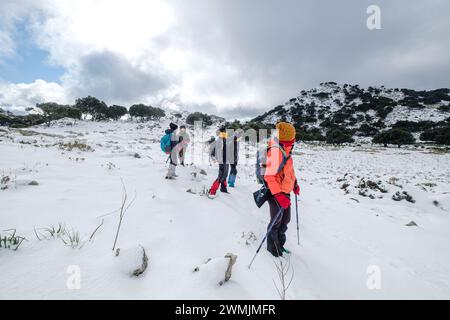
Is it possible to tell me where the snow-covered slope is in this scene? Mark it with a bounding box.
[251,83,450,142]
[1,120,450,299]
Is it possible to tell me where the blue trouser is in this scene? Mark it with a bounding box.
[228,164,237,186]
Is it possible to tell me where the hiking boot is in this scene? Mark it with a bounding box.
[267,248,283,258]
[209,179,220,196]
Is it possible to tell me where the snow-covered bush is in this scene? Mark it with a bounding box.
[59,140,94,152]
[1,174,15,190]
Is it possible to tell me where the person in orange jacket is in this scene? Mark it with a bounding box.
[264,122,300,257]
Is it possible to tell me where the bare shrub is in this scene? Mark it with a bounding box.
[112,179,136,252]
[273,255,295,300]
[0,229,27,251]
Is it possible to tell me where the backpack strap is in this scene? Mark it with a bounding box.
[267,143,291,174]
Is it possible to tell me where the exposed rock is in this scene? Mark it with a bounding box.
[341,182,350,190]
[219,253,238,286]
[186,189,197,194]
[392,191,416,203]
[131,246,149,277]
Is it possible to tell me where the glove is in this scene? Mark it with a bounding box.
[293,180,300,196]
[274,193,291,209]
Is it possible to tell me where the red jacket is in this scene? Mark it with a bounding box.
[264,139,296,195]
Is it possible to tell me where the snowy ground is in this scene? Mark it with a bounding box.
[1,120,449,299]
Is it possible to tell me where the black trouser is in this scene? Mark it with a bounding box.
[217,164,229,187]
[230,164,237,175]
[267,195,291,257]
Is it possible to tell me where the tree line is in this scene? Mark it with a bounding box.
[0,96,166,128]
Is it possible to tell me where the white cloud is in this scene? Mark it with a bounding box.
[0,79,67,111]
[1,0,274,113]
[29,0,174,64]
[0,0,449,117]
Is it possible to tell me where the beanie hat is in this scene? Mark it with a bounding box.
[169,122,178,131]
[276,122,296,142]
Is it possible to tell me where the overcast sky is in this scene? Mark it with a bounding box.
[0,0,449,118]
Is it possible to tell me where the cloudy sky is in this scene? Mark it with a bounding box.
[0,0,449,118]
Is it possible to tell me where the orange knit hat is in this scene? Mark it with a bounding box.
[276,122,296,142]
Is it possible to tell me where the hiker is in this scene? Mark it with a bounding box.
[263,122,300,257]
[227,130,242,188]
[178,125,190,166]
[208,127,230,197]
[162,122,179,179]
[207,136,216,166]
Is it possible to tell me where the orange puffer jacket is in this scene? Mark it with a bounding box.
[263,139,296,195]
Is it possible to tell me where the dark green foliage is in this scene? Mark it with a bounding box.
[224,120,243,130]
[0,113,47,128]
[373,128,415,147]
[129,104,148,118]
[107,105,128,120]
[37,102,82,122]
[365,114,373,122]
[74,96,109,121]
[400,88,450,105]
[296,127,326,141]
[373,120,386,128]
[392,120,436,133]
[129,104,165,120]
[186,112,213,127]
[304,115,317,123]
[243,121,271,132]
[312,92,330,100]
[326,128,354,144]
[357,123,379,137]
[377,106,393,119]
[439,104,450,112]
[319,118,333,128]
[420,126,450,145]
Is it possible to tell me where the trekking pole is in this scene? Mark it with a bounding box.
[248,206,283,269]
[165,155,170,164]
[295,194,300,246]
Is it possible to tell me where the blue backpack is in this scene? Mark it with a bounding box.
[160,133,172,154]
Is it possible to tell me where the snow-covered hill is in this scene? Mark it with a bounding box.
[1,119,449,299]
[251,83,450,143]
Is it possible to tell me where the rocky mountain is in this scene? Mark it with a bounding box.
[250,82,450,145]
